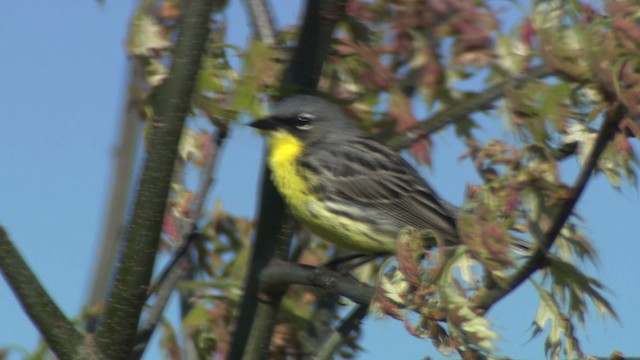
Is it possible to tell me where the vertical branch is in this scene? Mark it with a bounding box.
[232,180,294,360]
[130,126,228,360]
[280,0,346,96]
[85,57,145,333]
[94,0,216,358]
[230,1,347,359]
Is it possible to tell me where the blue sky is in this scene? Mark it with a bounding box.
[1,1,639,359]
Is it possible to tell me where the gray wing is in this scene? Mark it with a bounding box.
[300,136,459,244]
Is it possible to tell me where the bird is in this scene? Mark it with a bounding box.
[249,95,459,254]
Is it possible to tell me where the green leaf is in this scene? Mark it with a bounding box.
[178,128,201,162]
[530,280,573,359]
[344,16,374,44]
[231,40,277,117]
[128,14,171,57]
[453,116,478,139]
[182,301,210,328]
[547,257,617,322]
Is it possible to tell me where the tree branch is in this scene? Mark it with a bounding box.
[230,1,347,359]
[314,304,368,360]
[130,233,200,360]
[189,124,228,226]
[280,0,348,96]
[94,0,216,358]
[387,65,554,150]
[85,57,145,334]
[260,261,374,305]
[301,247,353,357]
[244,0,277,46]
[474,102,625,311]
[132,126,226,359]
[0,227,86,359]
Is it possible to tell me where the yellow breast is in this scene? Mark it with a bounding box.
[268,131,313,206]
[266,131,395,253]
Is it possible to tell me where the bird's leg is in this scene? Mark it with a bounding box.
[322,252,386,274]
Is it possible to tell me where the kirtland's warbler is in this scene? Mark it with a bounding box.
[250,95,459,254]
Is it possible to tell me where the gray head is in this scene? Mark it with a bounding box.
[249,95,362,142]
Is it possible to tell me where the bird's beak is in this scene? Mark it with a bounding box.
[249,117,278,131]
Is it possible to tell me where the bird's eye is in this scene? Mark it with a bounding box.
[295,114,314,130]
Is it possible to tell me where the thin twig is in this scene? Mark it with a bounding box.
[180,124,227,360]
[387,65,553,150]
[303,292,339,356]
[314,304,368,360]
[0,227,86,359]
[193,127,227,220]
[129,235,198,360]
[130,245,192,359]
[244,0,278,46]
[301,247,353,356]
[229,1,348,359]
[85,57,145,334]
[474,103,625,311]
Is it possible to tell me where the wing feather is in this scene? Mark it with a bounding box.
[301,136,458,244]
